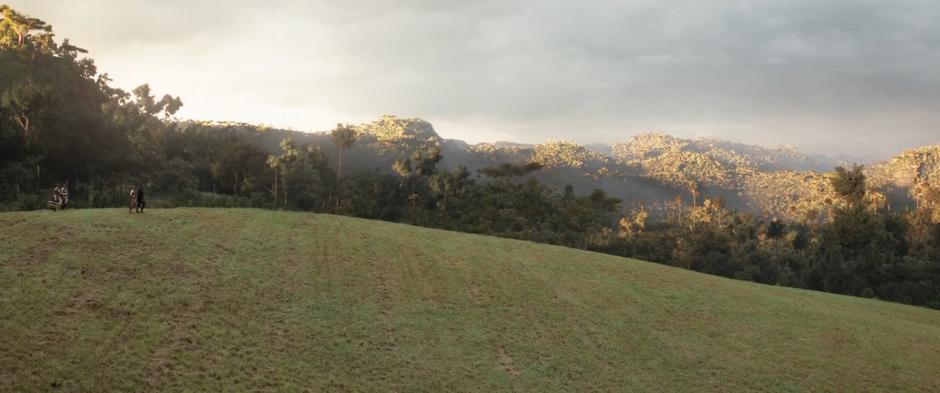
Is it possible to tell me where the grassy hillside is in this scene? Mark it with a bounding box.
[2,209,939,392]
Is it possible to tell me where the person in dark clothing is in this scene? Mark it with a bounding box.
[136,186,146,213]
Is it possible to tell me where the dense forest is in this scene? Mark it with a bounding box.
[2,5,939,308]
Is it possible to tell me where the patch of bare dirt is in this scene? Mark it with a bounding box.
[467,286,484,306]
[62,290,103,314]
[496,346,520,377]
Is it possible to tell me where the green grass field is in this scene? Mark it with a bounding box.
[1,208,939,392]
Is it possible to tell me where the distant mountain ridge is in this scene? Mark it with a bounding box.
[182,116,940,221]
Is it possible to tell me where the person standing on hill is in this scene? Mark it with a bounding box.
[129,186,137,214]
[60,181,69,209]
[48,184,63,210]
[136,186,146,213]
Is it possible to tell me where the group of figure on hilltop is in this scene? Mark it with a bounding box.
[46,182,69,211]
[129,186,146,213]
[47,183,146,213]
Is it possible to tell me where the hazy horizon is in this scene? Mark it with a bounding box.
[12,0,940,158]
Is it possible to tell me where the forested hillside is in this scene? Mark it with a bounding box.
[2,5,939,308]
[171,119,937,224]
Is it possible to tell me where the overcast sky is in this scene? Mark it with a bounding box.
[12,0,940,157]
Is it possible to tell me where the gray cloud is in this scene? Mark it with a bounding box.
[11,0,940,157]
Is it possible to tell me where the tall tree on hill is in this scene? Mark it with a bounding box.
[276,137,302,207]
[763,218,786,258]
[132,84,182,118]
[0,5,52,49]
[831,165,866,208]
[331,123,358,179]
[687,180,700,209]
[267,155,280,205]
[330,123,358,211]
[687,181,700,230]
[671,195,682,224]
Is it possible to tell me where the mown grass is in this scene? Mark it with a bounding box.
[1,208,939,392]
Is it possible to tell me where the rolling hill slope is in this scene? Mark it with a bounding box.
[1,209,939,392]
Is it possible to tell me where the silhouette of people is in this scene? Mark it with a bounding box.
[47,182,69,211]
[48,184,63,210]
[136,186,145,213]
